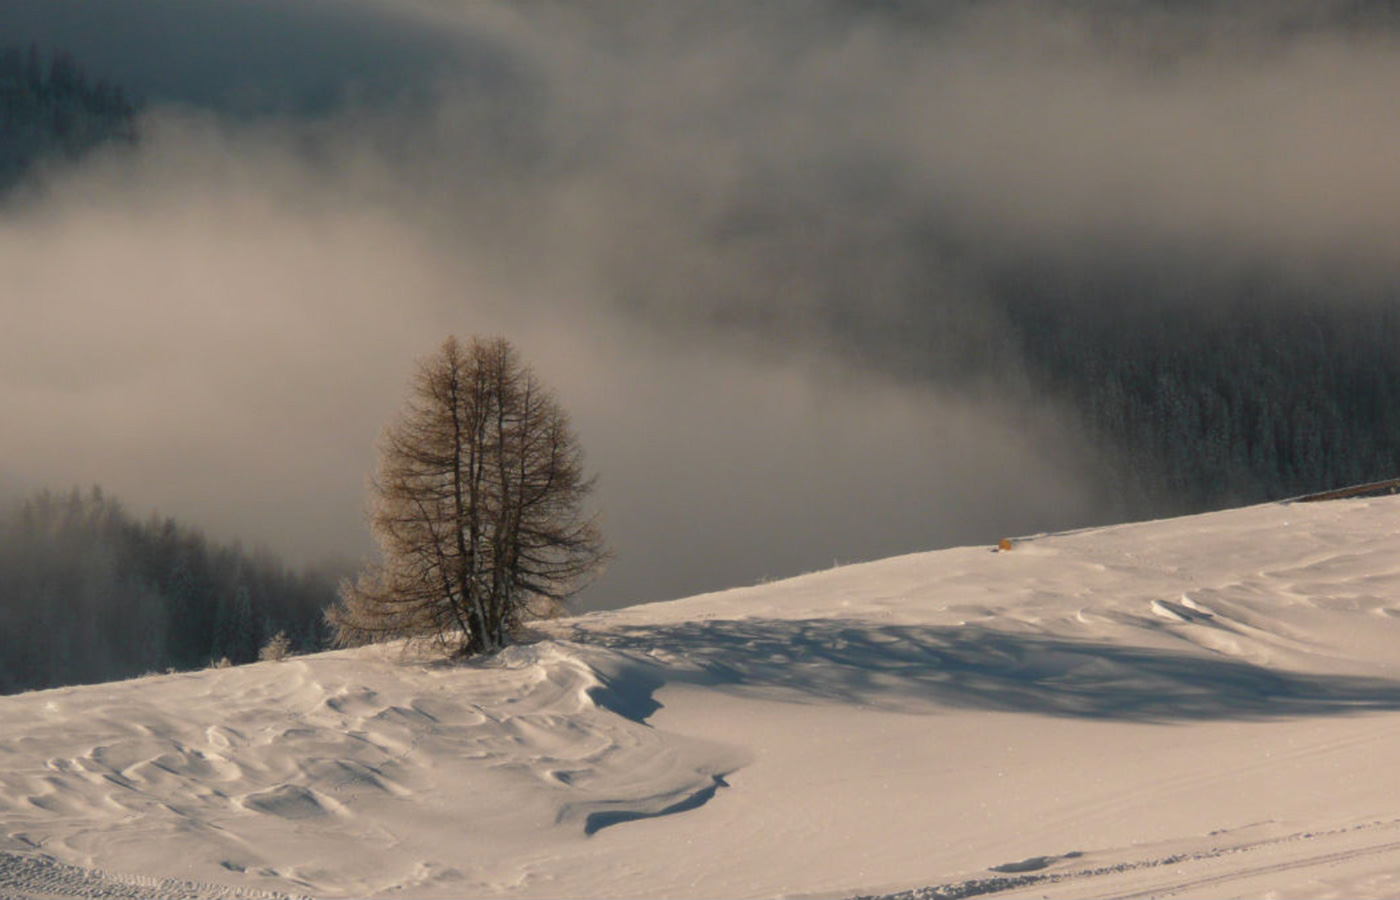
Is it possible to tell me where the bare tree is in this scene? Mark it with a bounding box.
[329,336,607,657]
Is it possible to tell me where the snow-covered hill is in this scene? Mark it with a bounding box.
[5,496,1400,898]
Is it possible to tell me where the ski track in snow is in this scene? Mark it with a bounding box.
[0,848,298,899]
[858,817,1400,900]
[5,497,1400,897]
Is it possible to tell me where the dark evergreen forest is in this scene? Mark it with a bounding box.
[816,244,1400,524]
[0,42,136,194]
[0,488,336,694]
[989,261,1400,518]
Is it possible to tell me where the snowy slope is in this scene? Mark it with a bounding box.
[5,496,1400,898]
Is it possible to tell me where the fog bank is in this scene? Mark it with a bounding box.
[7,1,1399,606]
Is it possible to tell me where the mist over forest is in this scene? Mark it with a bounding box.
[5,0,1400,672]
[0,487,335,693]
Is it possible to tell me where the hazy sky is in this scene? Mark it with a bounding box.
[5,1,1400,608]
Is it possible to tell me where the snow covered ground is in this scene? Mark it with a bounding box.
[5,496,1400,898]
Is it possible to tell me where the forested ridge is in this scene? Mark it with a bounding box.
[990,263,1400,517]
[0,488,336,695]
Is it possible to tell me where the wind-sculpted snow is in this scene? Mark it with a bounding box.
[7,497,1400,897]
[0,641,745,897]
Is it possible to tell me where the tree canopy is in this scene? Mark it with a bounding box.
[330,336,608,657]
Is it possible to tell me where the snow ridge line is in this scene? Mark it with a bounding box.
[1287,477,1400,503]
[0,850,303,900]
[851,818,1400,900]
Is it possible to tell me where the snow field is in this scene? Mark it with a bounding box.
[4,496,1400,897]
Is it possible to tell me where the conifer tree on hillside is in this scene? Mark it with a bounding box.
[329,336,608,657]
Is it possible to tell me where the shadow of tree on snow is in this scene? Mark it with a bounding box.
[573,617,1400,723]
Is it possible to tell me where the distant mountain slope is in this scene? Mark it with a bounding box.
[991,265,1400,517]
[4,496,1400,898]
[0,488,336,694]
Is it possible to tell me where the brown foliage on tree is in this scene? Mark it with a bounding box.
[329,336,607,657]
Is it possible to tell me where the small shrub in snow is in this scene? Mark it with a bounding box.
[259,631,292,662]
